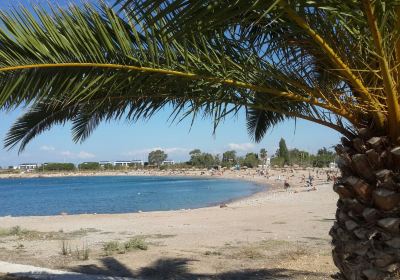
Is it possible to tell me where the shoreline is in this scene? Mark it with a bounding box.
[0,168,338,279]
[0,170,272,218]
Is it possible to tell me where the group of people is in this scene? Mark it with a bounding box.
[282,168,340,192]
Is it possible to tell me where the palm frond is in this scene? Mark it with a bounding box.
[246,108,286,143]
[5,0,400,150]
[0,1,357,151]
[4,102,79,152]
[119,0,400,137]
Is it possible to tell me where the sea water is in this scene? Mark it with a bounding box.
[0,176,262,216]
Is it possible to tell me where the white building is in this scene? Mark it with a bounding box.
[162,160,175,165]
[131,160,144,166]
[258,158,271,169]
[17,163,38,171]
[113,161,131,167]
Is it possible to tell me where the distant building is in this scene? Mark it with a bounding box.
[162,160,175,165]
[17,163,38,171]
[131,160,144,166]
[113,161,131,167]
[99,161,112,167]
[329,162,338,169]
[258,158,271,169]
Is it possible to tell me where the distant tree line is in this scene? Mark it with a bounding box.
[26,139,335,172]
[270,138,335,167]
[78,162,100,170]
[41,163,75,171]
[187,149,262,168]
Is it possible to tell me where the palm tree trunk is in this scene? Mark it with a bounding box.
[330,131,400,279]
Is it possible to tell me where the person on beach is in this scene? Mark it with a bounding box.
[304,173,315,190]
[306,173,317,191]
[308,173,313,185]
[284,180,290,190]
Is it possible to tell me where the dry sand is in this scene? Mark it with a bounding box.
[0,168,339,279]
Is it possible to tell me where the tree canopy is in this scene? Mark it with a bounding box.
[222,150,237,167]
[188,149,220,168]
[277,138,290,165]
[41,163,75,171]
[148,150,168,166]
[259,149,267,160]
[0,0,399,152]
[239,152,260,168]
[78,162,100,170]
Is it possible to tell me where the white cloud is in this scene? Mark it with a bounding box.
[60,150,95,159]
[227,142,255,152]
[40,145,55,151]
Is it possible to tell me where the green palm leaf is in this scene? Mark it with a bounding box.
[118,0,400,135]
[4,0,399,149]
[0,1,354,151]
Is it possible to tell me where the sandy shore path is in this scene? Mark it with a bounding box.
[0,183,336,247]
[0,175,339,280]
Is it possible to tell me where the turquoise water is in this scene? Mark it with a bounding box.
[0,176,262,217]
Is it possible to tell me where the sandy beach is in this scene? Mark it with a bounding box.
[0,168,339,279]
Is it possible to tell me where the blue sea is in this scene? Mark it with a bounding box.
[0,176,263,217]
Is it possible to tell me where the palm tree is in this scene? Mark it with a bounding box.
[0,0,400,278]
[259,148,267,169]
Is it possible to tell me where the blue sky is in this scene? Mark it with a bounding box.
[0,0,341,166]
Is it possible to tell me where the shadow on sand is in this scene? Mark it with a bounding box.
[10,256,333,280]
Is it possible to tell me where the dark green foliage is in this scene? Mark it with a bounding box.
[247,108,287,143]
[188,149,220,168]
[189,149,201,156]
[148,150,167,166]
[102,164,114,170]
[239,153,261,168]
[41,163,76,171]
[277,138,290,165]
[287,149,310,166]
[271,146,335,167]
[78,162,100,170]
[312,147,336,168]
[270,156,286,167]
[222,150,237,167]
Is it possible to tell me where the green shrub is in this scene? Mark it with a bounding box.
[103,237,148,255]
[124,237,148,251]
[103,241,121,255]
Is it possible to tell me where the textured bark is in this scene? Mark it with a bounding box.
[331,134,400,279]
